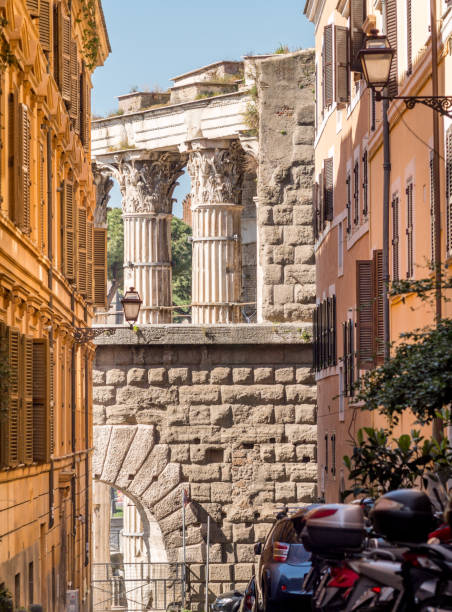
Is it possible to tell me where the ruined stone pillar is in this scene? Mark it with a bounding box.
[116,154,185,324]
[187,140,244,324]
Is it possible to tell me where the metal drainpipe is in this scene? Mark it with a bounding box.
[71,292,77,588]
[430,0,443,442]
[382,97,391,363]
[84,348,89,568]
[47,124,55,529]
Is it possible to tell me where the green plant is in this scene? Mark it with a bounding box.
[243,102,259,136]
[79,0,101,70]
[343,427,452,498]
[107,208,124,288]
[0,18,17,68]
[171,217,192,306]
[280,130,287,135]
[106,108,124,117]
[275,43,290,54]
[0,582,13,611]
[129,85,139,93]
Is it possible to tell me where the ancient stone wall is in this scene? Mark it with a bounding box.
[92,326,316,607]
[256,49,316,323]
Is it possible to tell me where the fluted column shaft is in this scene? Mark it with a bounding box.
[188,140,244,324]
[111,154,185,324]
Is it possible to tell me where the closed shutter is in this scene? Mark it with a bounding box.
[77,207,87,296]
[32,339,50,463]
[21,336,34,464]
[324,157,334,221]
[362,150,368,216]
[385,0,398,96]
[87,220,93,302]
[446,126,452,256]
[39,0,51,52]
[8,92,16,222]
[64,181,75,280]
[61,9,71,102]
[93,228,107,307]
[353,160,359,225]
[346,173,351,233]
[342,321,348,395]
[6,329,20,466]
[392,195,400,280]
[350,0,366,72]
[18,104,31,235]
[312,181,319,240]
[406,183,414,278]
[335,26,349,104]
[332,295,337,365]
[348,320,354,396]
[80,65,91,150]
[319,169,325,233]
[429,153,435,265]
[26,0,39,17]
[356,260,373,369]
[406,0,412,75]
[70,41,80,131]
[39,143,46,252]
[49,344,54,455]
[323,25,334,108]
[313,306,318,370]
[373,249,384,365]
[53,3,59,86]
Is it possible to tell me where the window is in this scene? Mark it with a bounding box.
[339,368,345,422]
[322,25,350,110]
[325,433,329,479]
[14,574,20,609]
[312,159,334,238]
[355,250,384,371]
[324,157,334,221]
[8,97,31,234]
[338,221,344,274]
[28,562,34,605]
[392,193,400,281]
[322,25,334,109]
[350,0,366,72]
[362,150,368,216]
[346,173,352,233]
[353,160,360,225]
[446,126,452,257]
[331,434,336,477]
[386,0,398,96]
[343,319,354,396]
[406,0,412,76]
[406,182,414,278]
[313,296,337,371]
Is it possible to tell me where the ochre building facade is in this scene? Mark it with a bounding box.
[0,1,109,610]
[305,0,452,502]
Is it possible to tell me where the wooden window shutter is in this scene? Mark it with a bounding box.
[385,0,398,96]
[39,143,46,252]
[39,0,51,52]
[80,64,91,150]
[372,249,384,364]
[348,320,354,395]
[61,9,71,102]
[77,207,87,296]
[342,321,348,394]
[406,0,412,75]
[26,0,39,17]
[53,3,60,86]
[429,152,435,264]
[356,260,374,369]
[70,41,80,131]
[349,0,366,72]
[49,344,54,455]
[64,181,75,280]
[324,157,334,221]
[32,339,50,462]
[353,160,359,225]
[93,228,107,307]
[21,336,34,464]
[406,183,414,278]
[8,92,16,222]
[323,25,334,108]
[346,173,351,233]
[18,104,31,235]
[335,26,350,104]
[362,150,368,216]
[2,328,20,466]
[87,220,93,302]
[446,126,452,256]
[313,306,317,370]
[319,169,325,233]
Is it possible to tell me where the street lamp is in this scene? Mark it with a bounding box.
[74,287,142,343]
[358,29,452,117]
[121,287,142,325]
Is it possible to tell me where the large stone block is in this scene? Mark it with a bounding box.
[167,404,189,426]
[128,444,170,497]
[295,404,316,424]
[192,369,210,384]
[295,444,317,462]
[274,443,296,462]
[210,367,232,384]
[274,367,294,384]
[127,368,148,385]
[273,205,293,225]
[92,369,105,384]
[293,205,313,226]
[105,368,126,386]
[148,367,167,385]
[115,425,156,489]
[182,464,221,482]
[297,483,318,502]
[253,367,273,384]
[168,367,190,384]
[170,444,190,463]
[93,404,106,425]
[221,385,284,405]
[286,462,318,482]
[286,384,317,404]
[143,462,182,506]
[189,405,211,425]
[92,386,116,406]
[232,524,254,543]
[261,226,283,245]
[116,385,177,408]
[210,404,232,427]
[294,245,315,265]
[179,385,221,405]
[284,264,316,285]
[101,425,137,484]
[105,404,136,424]
[275,481,297,502]
[249,405,274,424]
[232,368,253,384]
[209,564,233,582]
[296,104,315,126]
[285,424,317,444]
[274,404,296,424]
[92,425,112,478]
[284,226,313,246]
[211,482,232,503]
[274,284,294,305]
[234,564,254,582]
[236,544,257,563]
[262,264,283,285]
[191,483,211,502]
[271,245,295,265]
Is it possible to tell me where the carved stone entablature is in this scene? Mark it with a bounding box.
[116,153,186,215]
[93,163,114,228]
[187,139,244,208]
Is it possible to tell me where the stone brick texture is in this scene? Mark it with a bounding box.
[257,50,315,323]
[93,341,316,605]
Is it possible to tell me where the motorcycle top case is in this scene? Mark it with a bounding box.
[301,504,365,554]
[371,489,435,544]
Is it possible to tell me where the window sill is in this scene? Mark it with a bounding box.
[315,365,338,381]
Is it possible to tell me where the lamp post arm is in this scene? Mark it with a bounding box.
[374,92,452,118]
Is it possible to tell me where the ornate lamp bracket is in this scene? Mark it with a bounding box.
[74,327,118,344]
[374,92,452,118]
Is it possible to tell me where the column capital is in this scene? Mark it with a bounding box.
[187,139,244,208]
[116,153,186,215]
[92,162,114,228]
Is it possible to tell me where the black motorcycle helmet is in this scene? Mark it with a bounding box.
[370,489,435,544]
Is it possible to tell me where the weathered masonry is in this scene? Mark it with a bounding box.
[91,50,316,608]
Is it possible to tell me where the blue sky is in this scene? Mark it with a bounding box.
[93,0,314,215]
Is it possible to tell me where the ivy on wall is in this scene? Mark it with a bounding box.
[78,0,100,70]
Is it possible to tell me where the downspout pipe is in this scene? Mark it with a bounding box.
[382,97,391,363]
[47,126,55,529]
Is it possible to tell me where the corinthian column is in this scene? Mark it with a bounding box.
[187,140,244,324]
[116,153,185,324]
